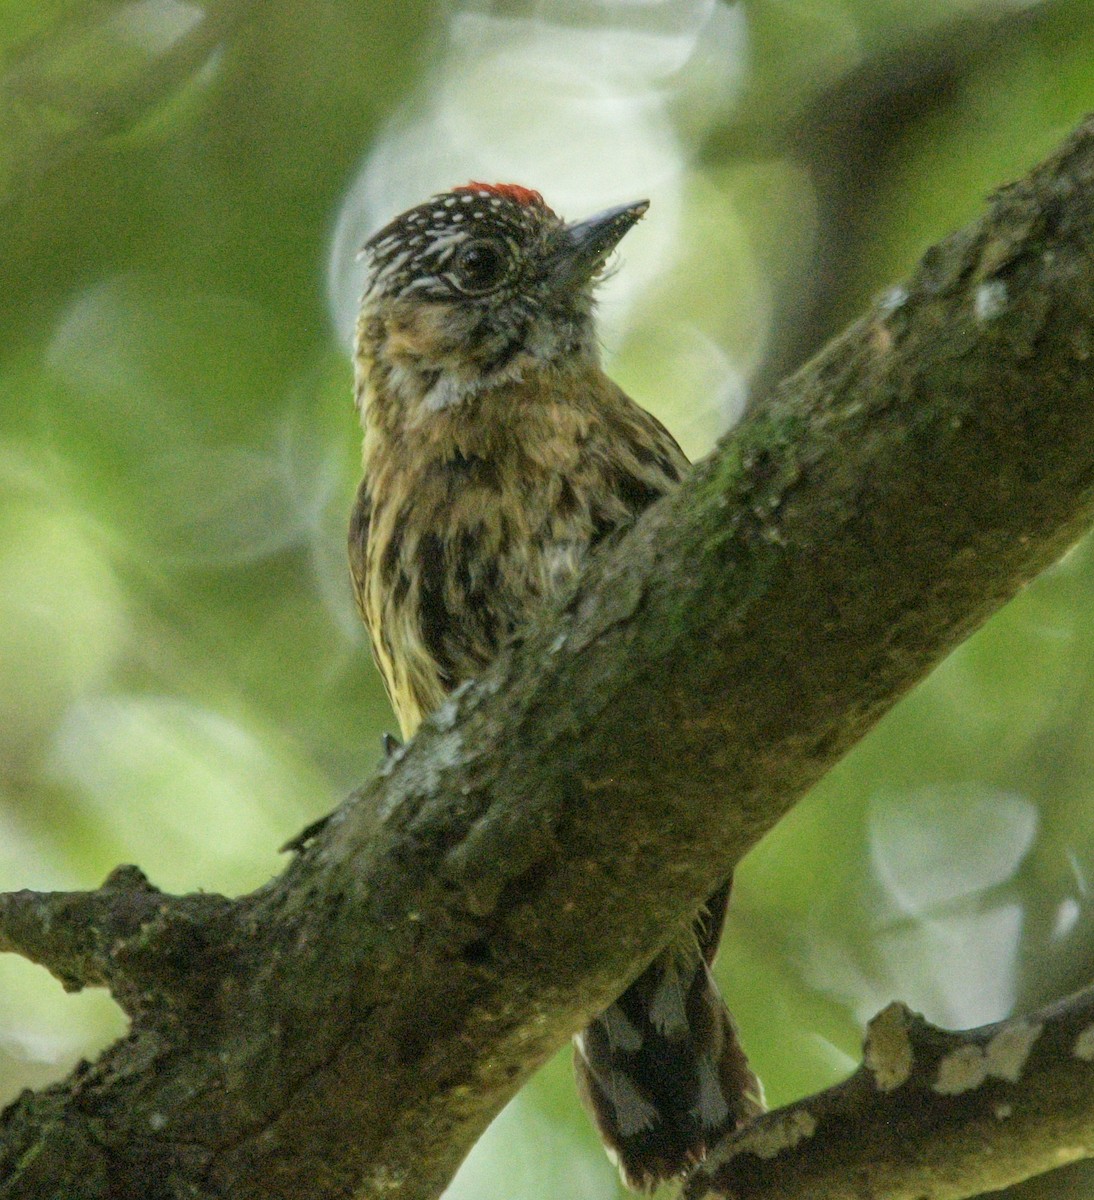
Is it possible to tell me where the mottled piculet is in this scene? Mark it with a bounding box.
[349,181,763,1190]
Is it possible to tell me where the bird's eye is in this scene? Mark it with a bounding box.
[452,239,511,294]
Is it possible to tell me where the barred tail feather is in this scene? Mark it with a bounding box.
[573,886,763,1191]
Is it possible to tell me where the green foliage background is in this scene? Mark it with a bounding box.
[1,1,1094,1196]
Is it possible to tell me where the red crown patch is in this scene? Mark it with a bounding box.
[454,182,545,207]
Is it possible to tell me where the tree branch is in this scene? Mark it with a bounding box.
[5,114,1094,1200]
[0,866,238,1014]
[685,987,1094,1200]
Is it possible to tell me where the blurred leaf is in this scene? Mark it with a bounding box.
[0,490,127,764]
[44,693,334,893]
[0,0,242,203]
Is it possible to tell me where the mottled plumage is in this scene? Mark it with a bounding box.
[351,365,684,734]
[351,183,763,1188]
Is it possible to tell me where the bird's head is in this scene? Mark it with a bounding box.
[355,183,648,414]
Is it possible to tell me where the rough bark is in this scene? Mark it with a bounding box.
[4,114,1094,1200]
[686,989,1094,1200]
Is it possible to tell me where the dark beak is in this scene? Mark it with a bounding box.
[552,199,649,289]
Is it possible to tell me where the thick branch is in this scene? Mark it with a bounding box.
[686,987,1094,1200]
[5,116,1094,1200]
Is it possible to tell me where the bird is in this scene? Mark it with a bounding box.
[349,181,764,1190]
